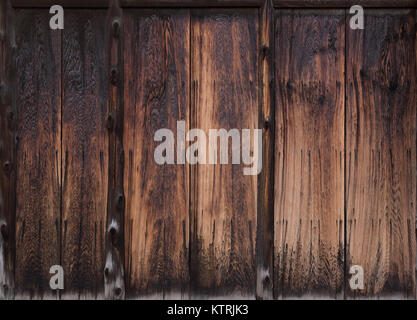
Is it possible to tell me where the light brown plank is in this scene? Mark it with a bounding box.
[14,9,61,299]
[346,9,416,299]
[61,10,108,299]
[191,9,259,298]
[274,9,345,299]
[123,9,190,298]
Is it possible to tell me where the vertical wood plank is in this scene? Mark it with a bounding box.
[62,10,108,299]
[14,9,61,299]
[346,9,416,299]
[104,0,125,300]
[274,9,345,299]
[123,9,190,298]
[0,0,16,300]
[191,9,259,298]
[256,0,274,300]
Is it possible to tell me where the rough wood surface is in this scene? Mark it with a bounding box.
[61,10,108,299]
[14,9,61,299]
[346,9,417,299]
[256,0,274,300]
[0,0,16,300]
[274,9,345,299]
[123,9,190,298]
[190,9,258,298]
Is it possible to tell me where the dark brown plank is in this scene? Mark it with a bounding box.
[14,9,61,299]
[274,9,345,299]
[61,10,108,299]
[191,9,259,298]
[12,0,109,7]
[12,0,263,7]
[0,0,16,300]
[256,0,274,300]
[11,0,417,8]
[123,9,190,298]
[273,0,417,7]
[346,9,416,299]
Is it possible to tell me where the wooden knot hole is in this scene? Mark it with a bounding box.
[106,114,114,131]
[264,116,270,130]
[112,18,121,38]
[117,194,124,210]
[0,223,8,240]
[109,226,117,240]
[114,287,122,297]
[110,68,118,86]
[3,161,11,174]
[261,45,269,59]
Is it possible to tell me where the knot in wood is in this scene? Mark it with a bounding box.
[3,160,11,174]
[112,18,121,38]
[0,223,8,240]
[110,67,118,86]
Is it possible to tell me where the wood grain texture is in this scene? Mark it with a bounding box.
[256,0,274,300]
[62,10,108,299]
[191,9,258,298]
[0,0,16,300]
[346,9,416,299]
[14,9,61,299]
[274,10,345,299]
[123,9,190,298]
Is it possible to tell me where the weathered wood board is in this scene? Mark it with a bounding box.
[274,10,345,299]
[61,10,108,299]
[123,10,190,298]
[14,9,61,299]
[190,9,259,298]
[346,9,417,299]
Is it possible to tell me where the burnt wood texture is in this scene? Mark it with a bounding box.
[61,10,109,299]
[274,9,345,299]
[1,0,417,300]
[346,9,417,299]
[191,9,259,298]
[14,9,61,299]
[123,9,190,299]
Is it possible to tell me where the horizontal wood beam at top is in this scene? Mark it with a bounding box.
[11,0,417,8]
[11,0,263,8]
[273,0,417,8]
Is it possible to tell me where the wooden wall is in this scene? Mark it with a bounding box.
[0,0,416,299]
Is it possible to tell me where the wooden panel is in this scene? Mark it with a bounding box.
[274,10,345,299]
[123,10,190,298]
[191,9,258,297]
[346,10,416,299]
[15,9,61,298]
[62,10,108,299]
